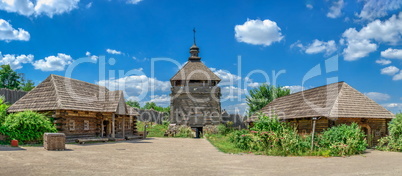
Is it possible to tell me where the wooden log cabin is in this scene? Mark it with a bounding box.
[256,82,395,147]
[8,74,139,141]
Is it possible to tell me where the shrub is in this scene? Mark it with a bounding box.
[175,126,193,138]
[228,129,252,150]
[0,96,9,125]
[317,123,367,156]
[377,113,402,151]
[1,111,57,143]
[217,121,234,135]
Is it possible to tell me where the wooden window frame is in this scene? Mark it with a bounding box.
[84,120,89,130]
[69,120,75,131]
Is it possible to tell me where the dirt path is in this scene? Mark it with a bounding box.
[1,138,401,176]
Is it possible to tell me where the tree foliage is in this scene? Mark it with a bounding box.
[0,65,21,90]
[126,100,140,108]
[0,111,57,143]
[377,113,402,151]
[246,84,290,115]
[0,96,9,125]
[19,73,35,91]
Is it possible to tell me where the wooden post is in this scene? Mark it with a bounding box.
[101,118,104,137]
[123,116,125,139]
[143,122,147,139]
[311,117,318,150]
[112,113,115,138]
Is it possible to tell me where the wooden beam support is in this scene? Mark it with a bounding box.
[112,113,115,138]
[123,116,125,138]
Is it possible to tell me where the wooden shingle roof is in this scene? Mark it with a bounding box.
[8,74,127,113]
[260,82,395,120]
[170,61,221,82]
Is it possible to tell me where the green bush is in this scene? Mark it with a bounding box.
[217,121,234,135]
[1,111,57,143]
[377,113,402,151]
[224,113,367,156]
[0,96,9,125]
[317,123,367,156]
[175,126,193,138]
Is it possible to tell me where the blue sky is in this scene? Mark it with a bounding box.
[0,0,402,114]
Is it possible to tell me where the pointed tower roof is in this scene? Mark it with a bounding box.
[259,82,395,119]
[170,39,221,82]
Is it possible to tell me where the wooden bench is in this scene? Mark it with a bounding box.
[75,138,109,144]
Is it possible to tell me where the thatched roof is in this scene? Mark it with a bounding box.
[170,61,221,82]
[259,82,395,120]
[8,74,127,114]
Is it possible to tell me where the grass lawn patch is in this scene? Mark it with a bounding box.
[206,134,249,154]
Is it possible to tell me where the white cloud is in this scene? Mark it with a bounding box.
[381,66,400,75]
[235,19,284,46]
[149,94,170,106]
[127,0,142,4]
[86,2,92,9]
[0,19,30,41]
[283,85,304,93]
[375,59,391,65]
[365,92,391,101]
[85,51,98,60]
[0,52,33,70]
[358,0,402,21]
[106,49,122,55]
[381,48,402,59]
[305,40,337,55]
[393,71,402,81]
[342,12,402,61]
[306,4,313,9]
[327,0,344,18]
[211,68,241,85]
[0,0,80,18]
[33,53,73,71]
[97,74,171,101]
[382,103,402,108]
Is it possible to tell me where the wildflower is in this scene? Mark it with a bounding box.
[251,131,258,133]
[241,135,245,137]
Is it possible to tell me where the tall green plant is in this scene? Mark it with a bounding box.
[318,123,367,156]
[377,113,402,151]
[0,96,9,125]
[1,111,57,143]
[246,84,290,116]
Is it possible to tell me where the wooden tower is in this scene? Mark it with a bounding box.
[170,41,222,131]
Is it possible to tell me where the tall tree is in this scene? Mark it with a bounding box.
[19,73,35,91]
[0,65,20,90]
[126,100,140,108]
[246,84,290,116]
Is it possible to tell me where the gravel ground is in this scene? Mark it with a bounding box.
[1,137,402,176]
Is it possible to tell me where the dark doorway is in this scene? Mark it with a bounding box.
[195,127,203,138]
[103,121,109,137]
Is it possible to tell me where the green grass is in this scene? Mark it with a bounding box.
[136,121,168,137]
[206,134,249,154]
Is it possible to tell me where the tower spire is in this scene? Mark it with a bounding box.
[193,28,196,45]
[189,28,200,61]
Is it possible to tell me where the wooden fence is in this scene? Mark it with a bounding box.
[0,88,27,104]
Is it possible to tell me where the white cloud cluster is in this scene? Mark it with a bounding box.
[327,0,344,18]
[33,53,73,71]
[97,74,171,99]
[127,0,142,4]
[149,94,170,106]
[342,12,402,61]
[393,71,402,81]
[85,51,98,60]
[0,0,80,18]
[381,48,402,59]
[381,66,400,75]
[358,0,402,21]
[0,52,33,69]
[305,40,337,55]
[106,49,122,55]
[365,92,391,101]
[283,85,304,93]
[375,59,391,65]
[0,19,30,41]
[235,19,284,46]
